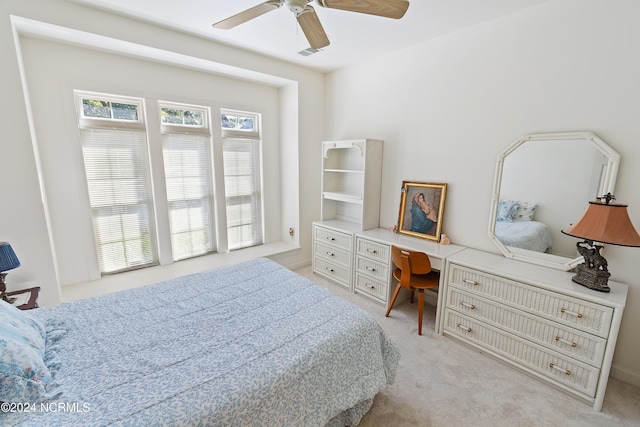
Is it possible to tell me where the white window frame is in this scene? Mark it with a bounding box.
[78,92,145,131]
[159,101,217,261]
[74,91,158,274]
[220,109,264,250]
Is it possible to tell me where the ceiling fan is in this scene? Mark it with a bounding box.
[212,0,410,50]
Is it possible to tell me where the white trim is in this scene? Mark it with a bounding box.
[10,15,294,88]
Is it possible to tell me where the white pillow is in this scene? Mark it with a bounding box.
[514,201,538,221]
[0,300,52,402]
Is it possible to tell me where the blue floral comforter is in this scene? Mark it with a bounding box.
[6,258,399,426]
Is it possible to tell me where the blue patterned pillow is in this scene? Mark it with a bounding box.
[513,201,538,221]
[0,300,52,402]
[497,200,518,222]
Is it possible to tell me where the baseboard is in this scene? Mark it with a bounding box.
[271,254,311,271]
[610,365,640,387]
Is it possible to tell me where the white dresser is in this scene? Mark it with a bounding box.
[440,248,628,411]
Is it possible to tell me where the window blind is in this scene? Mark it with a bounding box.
[162,132,215,260]
[80,127,157,273]
[223,138,262,250]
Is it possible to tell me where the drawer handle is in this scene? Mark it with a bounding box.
[325,267,335,273]
[326,237,336,241]
[365,283,375,289]
[326,251,335,257]
[457,323,472,333]
[463,279,478,286]
[366,266,376,272]
[560,308,583,318]
[460,302,475,310]
[366,248,377,254]
[555,336,577,348]
[549,363,571,376]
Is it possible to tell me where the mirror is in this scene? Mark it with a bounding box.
[488,132,620,271]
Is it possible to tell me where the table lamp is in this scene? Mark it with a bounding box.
[0,242,21,303]
[561,193,640,292]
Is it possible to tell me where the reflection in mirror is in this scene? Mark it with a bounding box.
[489,132,620,271]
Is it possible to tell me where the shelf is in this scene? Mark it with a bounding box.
[323,191,363,203]
[320,139,383,231]
[324,168,364,174]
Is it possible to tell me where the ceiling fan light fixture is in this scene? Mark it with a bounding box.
[286,0,312,14]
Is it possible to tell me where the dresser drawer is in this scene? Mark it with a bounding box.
[448,265,613,338]
[314,241,351,267]
[354,272,388,302]
[355,237,389,263]
[314,226,352,251]
[314,256,350,288]
[446,287,607,367]
[355,255,389,282]
[443,310,600,397]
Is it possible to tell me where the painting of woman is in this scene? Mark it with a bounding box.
[410,192,438,233]
[397,182,447,241]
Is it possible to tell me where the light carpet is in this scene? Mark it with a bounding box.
[294,266,640,427]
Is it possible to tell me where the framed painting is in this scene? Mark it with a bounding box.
[397,181,447,242]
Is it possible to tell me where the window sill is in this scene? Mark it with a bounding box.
[61,241,300,303]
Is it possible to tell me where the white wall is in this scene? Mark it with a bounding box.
[1,0,325,306]
[325,0,640,385]
[20,36,283,286]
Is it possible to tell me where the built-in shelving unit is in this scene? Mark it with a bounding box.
[320,139,383,231]
[314,139,383,290]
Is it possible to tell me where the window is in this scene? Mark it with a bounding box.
[221,110,259,137]
[75,92,266,275]
[221,110,263,250]
[76,92,157,274]
[160,103,215,260]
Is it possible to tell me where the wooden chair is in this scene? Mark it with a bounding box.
[385,246,440,335]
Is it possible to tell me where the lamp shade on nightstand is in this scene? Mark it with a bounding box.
[0,242,20,273]
[0,242,21,303]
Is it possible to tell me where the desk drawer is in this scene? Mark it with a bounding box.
[314,241,351,267]
[447,287,606,367]
[314,256,350,288]
[355,255,388,282]
[355,238,389,263]
[444,310,600,397]
[314,226,352,251]
[354,272,388,302]
[448,265,613,338]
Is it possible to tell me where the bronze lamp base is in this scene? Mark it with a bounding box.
[571,263,611,293]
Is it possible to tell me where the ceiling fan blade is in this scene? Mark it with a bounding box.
[213,1,283,30]
[317,0,409,19]
[297,7,330,49]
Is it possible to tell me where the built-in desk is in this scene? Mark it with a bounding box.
[312,221,466,332]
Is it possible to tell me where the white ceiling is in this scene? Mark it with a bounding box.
[72,0,550,72]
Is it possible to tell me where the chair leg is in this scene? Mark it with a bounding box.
[386,284,402,317]
[410,289,415,304]
[417,289,425,335]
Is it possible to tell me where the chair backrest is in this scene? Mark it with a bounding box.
[391,246,432,289]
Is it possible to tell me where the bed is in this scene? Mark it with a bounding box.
[1,258,400,426]
[494,220,552,253]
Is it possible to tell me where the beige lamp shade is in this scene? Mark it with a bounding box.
[562,201,640,247]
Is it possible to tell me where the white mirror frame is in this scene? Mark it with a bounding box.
[488,131,620,271]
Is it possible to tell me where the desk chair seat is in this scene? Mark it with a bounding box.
[385,246,440,335]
